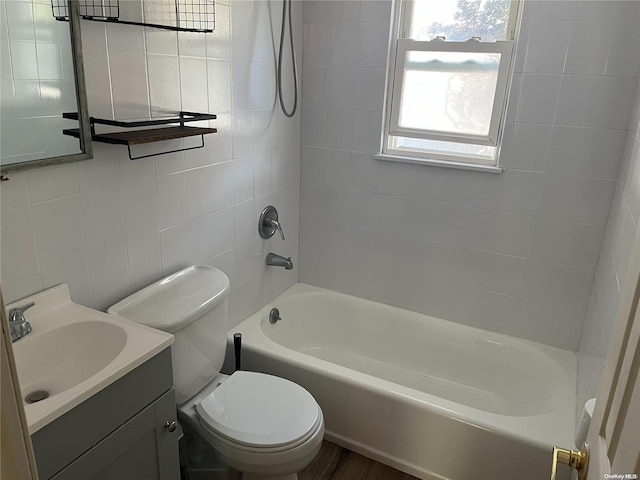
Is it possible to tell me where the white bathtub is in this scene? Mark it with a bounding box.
[226,283,576,480]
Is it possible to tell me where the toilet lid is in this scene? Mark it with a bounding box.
[195,371,320,448]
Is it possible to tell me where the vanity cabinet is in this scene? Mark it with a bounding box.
[31,349,180,480]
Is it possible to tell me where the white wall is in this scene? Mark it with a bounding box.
[299,0,640,350]
[2,0,639,355]
[0,0,303,327]
[578,81,640,414]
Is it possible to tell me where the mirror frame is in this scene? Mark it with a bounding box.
[1,0,93,174]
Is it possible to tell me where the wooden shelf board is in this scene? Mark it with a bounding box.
[63,126,217,146]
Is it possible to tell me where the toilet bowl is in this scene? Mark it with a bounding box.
[108,266,324,479]
[179,371,324,479]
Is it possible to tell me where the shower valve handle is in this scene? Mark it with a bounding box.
[266,218,285,241]
[259,206,285,240]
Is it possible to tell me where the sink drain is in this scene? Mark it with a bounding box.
[25,390,49,403]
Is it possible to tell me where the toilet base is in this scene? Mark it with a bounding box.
[243,474,297,480]
[179,416,316,480]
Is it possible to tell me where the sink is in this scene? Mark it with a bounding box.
[7,284,174,433]
[14,321,127,400]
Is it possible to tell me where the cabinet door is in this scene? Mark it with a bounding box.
[154,387,181,480]
[52,389,180,480]
[33,349,174,479]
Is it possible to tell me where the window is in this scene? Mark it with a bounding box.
[379,0,522,171]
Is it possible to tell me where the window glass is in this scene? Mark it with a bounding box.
[398,50,501,137]
[410,0,512,42]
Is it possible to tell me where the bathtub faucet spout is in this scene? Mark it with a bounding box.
[266,253,293,270]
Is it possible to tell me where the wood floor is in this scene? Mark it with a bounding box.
[299,441,418,480]
[183,440,418,480]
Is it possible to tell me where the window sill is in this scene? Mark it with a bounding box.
[374,153,504,174]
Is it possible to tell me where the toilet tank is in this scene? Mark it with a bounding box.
[108,266,230,405]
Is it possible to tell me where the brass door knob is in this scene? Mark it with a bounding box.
[550,446,588,480]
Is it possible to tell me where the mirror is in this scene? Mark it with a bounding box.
[0,0,92,174]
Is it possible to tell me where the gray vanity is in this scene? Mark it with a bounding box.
[31,349,179,480]
[7,285,179,480]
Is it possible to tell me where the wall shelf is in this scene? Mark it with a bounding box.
[51,0,216,33]
[63,111,217,160]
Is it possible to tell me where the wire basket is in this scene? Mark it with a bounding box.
[51,0,215,32]
[176,0,215,31]
[52,0,118,20]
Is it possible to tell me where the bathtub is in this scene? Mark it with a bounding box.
[225,283,576,480]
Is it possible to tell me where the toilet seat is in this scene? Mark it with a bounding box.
[195,371,321,450]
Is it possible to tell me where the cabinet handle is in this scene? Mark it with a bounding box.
[164,421,177,433]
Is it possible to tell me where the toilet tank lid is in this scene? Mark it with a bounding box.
[107,266,230,333]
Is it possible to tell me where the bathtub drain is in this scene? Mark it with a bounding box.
[25,390,49,403]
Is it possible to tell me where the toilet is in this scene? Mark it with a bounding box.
[107,265,324,480]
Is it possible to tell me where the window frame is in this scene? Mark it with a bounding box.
[380,0,522,169]
[389,39,514,147]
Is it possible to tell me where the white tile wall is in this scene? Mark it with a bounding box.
[2,0,638,369]
[299,0,640,350]
[0,0,303,328]
[578,82,640,418]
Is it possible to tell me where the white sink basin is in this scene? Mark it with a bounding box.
[14,321,127,398]
[7,284,174,433]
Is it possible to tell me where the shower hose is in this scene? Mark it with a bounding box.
[277,0,298,118]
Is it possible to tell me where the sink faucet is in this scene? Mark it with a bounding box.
[8,302,35,342]
[266,253,293,270]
